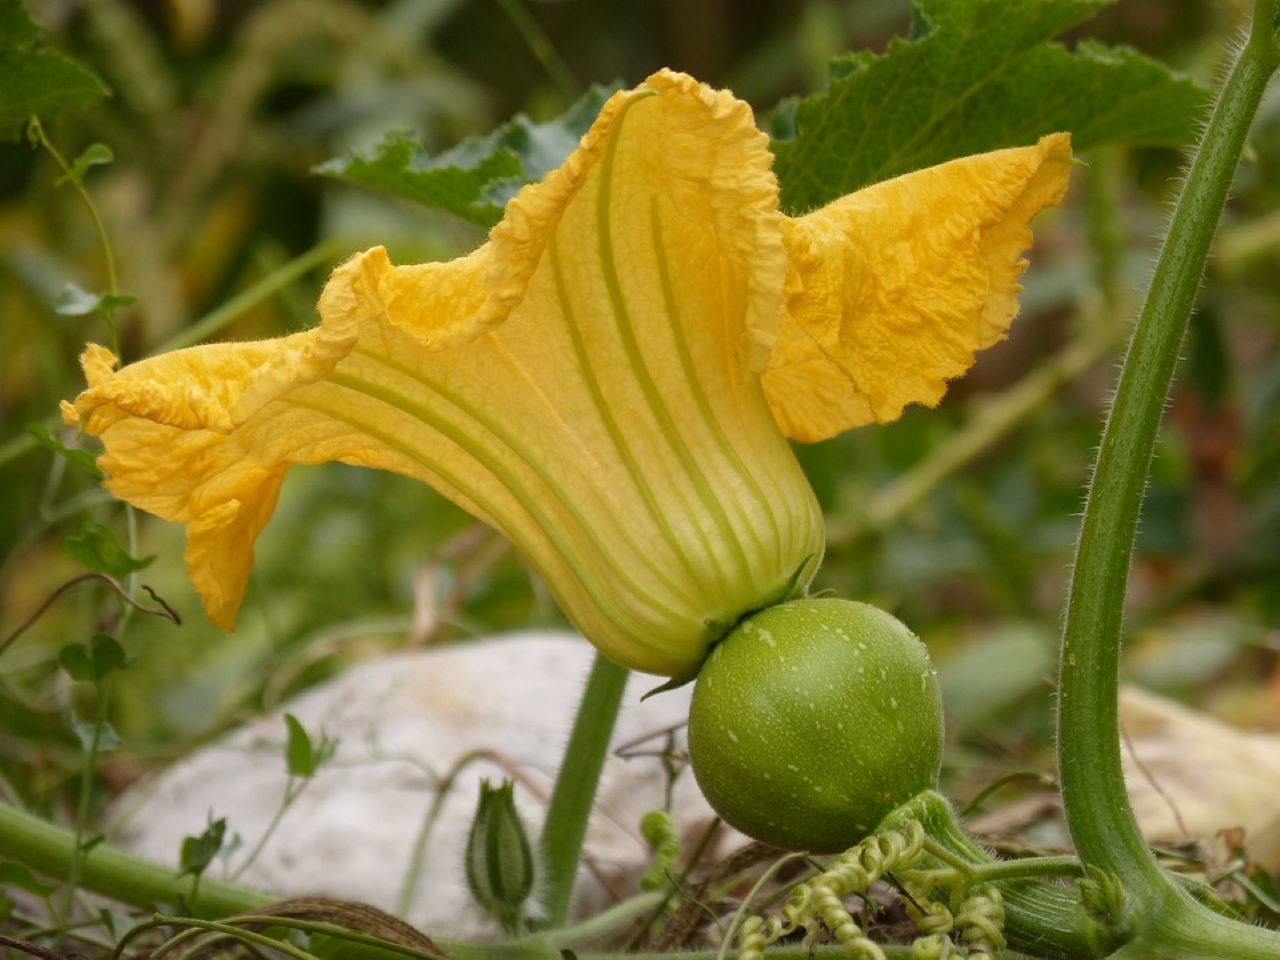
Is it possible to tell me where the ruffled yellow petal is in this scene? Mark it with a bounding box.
[62,249,484,629]
[762,133,1072,442]
[65,69,823,678]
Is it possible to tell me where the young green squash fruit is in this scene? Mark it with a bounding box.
[687,598,944,853]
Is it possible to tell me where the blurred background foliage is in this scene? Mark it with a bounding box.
[0,0,1277,853]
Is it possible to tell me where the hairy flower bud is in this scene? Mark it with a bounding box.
[464,779,535,932]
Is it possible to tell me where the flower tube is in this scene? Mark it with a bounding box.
[63,70,1071,678]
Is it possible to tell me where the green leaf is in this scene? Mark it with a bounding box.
[61,633,131,683]
[317,83,619,228]
[63,521,154,577]
[62,523,152,577]
[0,5,41,48]
[179,816,227,878]
[69,715,122,753]
[0,3,109,141]
[284,713,315,777]
[26,421,103,479]
[770,0,1210,211]
[90,634,129,676]
[58,644,95,682]
[55,142,113,187]
[0,860,59,897]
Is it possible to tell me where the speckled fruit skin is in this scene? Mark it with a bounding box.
[687,598,944,853]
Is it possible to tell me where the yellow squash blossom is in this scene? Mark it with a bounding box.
[63,70,1071,678]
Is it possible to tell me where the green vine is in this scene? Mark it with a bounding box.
[536,652,629,927]
[1056,0,1280,955]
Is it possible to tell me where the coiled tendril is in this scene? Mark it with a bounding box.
[640,810,681,891]
[735,821,926,960]
[734,821,1010,960]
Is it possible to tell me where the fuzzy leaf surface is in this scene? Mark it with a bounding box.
[316,84,619,227]
[771,0,1209,211]
[0,3,108,140]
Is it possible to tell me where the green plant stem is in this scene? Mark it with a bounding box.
[910,852,1082,887]
[0,796,1057,959]
[1057,0,1279,905]
[495,0,578,101]
[31,123,123,357]
[115,914,440,960]
[0,800,654,960]
[0,803,432,960]
[117,916,323,960]
[157,239,342,352]
[880,791,1095,958]
[230,776,305,882]
[58,677,113,939]
[625,815,721,949]
[0,800,273,918]
[396,748,496,916]
[1053,6,1280,956]
[515,892,662,950]
[537,652,629,927]
[717,851,807,960]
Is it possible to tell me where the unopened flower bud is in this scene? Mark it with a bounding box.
[464,779,535,932]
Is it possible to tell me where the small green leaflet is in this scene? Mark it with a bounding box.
[283,713,335,777]
[63,521,154,577]
[55,141,113,188]
[770,0,1209,212]
[0,3,109,141]
[59,634,131,683]
[27,421,103,479]
[179,816,227,878]
[317,84,620,228]
[69,715,123,753]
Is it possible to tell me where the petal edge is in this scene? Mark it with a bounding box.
[764,133,1072,443]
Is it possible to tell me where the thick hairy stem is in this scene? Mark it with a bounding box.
[1053,3,1280,955]
[536,652,629,926]
[1057,0,1278,903]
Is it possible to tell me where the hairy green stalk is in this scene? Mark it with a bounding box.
[0,801,690,960]
[0,800,273,918]
[536,652,629,926]
[1057,0,1280,955]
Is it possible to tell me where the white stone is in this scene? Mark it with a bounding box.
[109,631,718,937]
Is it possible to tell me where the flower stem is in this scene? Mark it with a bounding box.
[536,652,629,927]
[1057,0,1278,906]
